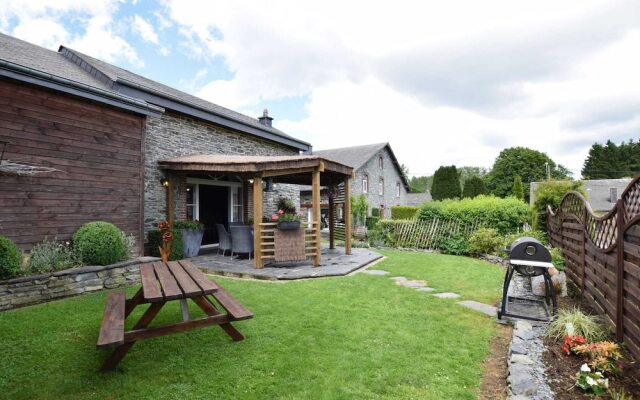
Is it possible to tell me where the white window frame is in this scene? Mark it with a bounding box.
[362,174,368,193]
[396,182,401,198]
[379,178,384,195]
[186,177,243,223]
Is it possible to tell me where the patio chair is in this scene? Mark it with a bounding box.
[230,225,253,260]
[216,224,232,256]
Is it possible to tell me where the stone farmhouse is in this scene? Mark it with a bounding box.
[0,32,316,254]
[301,143,411,219]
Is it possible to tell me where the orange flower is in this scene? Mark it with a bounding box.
[162,231,173,242]
[158,220,169,231]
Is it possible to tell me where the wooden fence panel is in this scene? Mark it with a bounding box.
[547,176,640,362]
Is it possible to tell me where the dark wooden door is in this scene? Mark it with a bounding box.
[199,185,228,245]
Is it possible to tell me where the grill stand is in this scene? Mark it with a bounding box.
[497,265,558,322]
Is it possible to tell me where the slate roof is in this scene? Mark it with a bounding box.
[58,46,309,148]
[405,192,432,206]
[314,143,410,189]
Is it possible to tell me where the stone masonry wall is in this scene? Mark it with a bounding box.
[144,112,300,235]
[0,259,150,311]
[352,149,408,218]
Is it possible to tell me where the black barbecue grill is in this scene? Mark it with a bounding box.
[497,237,558,321]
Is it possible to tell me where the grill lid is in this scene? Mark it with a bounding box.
[507,237,553,269]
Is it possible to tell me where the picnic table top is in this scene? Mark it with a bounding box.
[139,260,219,303]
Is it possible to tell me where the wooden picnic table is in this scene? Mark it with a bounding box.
[96,259,253,371]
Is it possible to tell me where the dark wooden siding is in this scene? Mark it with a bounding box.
[0,78,145,254]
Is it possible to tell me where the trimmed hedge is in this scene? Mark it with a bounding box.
[418,195,530,235]
[531,180,585,231]
[366,216,379,230]
[0,235,22,279]
[390,206,419,220]
[148,229,184,261]
[72,221,127,266]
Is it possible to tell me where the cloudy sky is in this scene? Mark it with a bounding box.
[1,0,639,177]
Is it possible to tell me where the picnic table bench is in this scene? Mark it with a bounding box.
[96,259,253,371]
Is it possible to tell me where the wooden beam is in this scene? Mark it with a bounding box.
[261,167,317,178]
[328,192,335,249]
[344,176,352,255]
[253,177,263,268]
[312,168,321,267]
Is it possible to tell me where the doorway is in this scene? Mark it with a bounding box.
[199,185,228,245]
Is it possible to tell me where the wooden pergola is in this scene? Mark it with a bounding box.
[159,154,354,268]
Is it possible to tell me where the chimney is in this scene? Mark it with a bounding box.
[258,109,273,127]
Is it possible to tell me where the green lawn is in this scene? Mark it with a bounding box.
[0,251,504,400]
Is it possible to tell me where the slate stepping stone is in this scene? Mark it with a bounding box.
[398,280,427,288]
[390,276,407,282]
[457,300,497,317]
[363,269,389,275]
[416,287,435,292]
[432,292,460,299]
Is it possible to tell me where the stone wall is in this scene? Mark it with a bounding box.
[0,258,152,311]
[144,112,300,235]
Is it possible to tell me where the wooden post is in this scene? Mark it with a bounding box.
[166,178,174,227]
[312,169,321,267]
[328,192,335,249]
[253,177,263,269]
[344,176,352,255]
[615,198,625,341]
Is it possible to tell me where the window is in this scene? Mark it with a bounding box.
[378,155,384,169]
[186,184,196,220]
[396,182,401,197]
[230,186,243,222]
[379,178,384,195]
[610,188,618,203]
[362,174,368,193]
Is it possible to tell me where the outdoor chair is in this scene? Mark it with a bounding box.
[216,224,233,256]
[230,225,253,260]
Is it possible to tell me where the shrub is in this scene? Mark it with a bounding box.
[469,228,503,255]
[366,216,379,230]
[72,221,127,266]
[390,206,418,220]
[0,235,22,279]
[28,238,80,274]
[148,229,184,260]
[546,308,610,342]
[573,341,622,375]
[550,247,565,271]
[462,176,486,198]
[174,220,205,230]
[371,208,380,217]
[418,195,530,235]
[439,233,470,255]
[531,180,585,231]
[431,165,461,200]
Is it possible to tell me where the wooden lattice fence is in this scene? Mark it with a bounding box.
[547,175,640,361]
[379,218,484,250]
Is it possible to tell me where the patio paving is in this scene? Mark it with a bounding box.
[190,246,383,280]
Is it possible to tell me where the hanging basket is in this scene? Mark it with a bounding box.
[278,221,301,230]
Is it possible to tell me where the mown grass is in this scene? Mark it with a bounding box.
[0,251,503,399]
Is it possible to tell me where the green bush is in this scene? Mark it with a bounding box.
[531,180,585,231]
[72,221,127,266]
[0,235,22,279]
[469,228,503,255]
[390,206,419,220]
[148,229,184,260]
[174,220,204,230]
[366,216,379,230]
[418,195,530,235]
[550,247,565,271]
[439,234,470,256]
[371,208,380,218]
[28,238,80,274]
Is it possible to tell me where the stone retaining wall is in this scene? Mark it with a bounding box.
[0,257,158,311]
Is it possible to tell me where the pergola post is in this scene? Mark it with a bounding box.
[252,176,263,269]
[344,176,352,255]
[312,168,322,266]
[328,192,335,249]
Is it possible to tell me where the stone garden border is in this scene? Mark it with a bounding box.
[0,257,159,311]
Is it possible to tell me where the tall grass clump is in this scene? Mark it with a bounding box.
[546,308,610,341]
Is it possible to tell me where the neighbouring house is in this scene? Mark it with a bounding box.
[0,32,319,256]
[405,191,432,207]
[530,178,634,212]
[301,143,410,219]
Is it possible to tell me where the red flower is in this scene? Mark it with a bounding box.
[278,209,284,214]
[158,220,169,230]
[162,232,173,242]
[271,214,279,220]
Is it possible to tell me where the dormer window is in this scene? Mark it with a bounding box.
[363,174,368,193]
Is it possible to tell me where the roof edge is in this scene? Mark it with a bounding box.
[0,59,163,117]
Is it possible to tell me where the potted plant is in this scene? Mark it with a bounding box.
[272,197,302,230]
[174,220,204,257]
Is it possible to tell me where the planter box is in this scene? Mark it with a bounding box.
[181,229,204,257]
[278,221,301,230]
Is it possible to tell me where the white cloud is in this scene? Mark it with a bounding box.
[132,14,158,44]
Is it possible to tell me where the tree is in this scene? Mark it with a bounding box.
[582,139,640,179]
[409,176,431,193]
[462,176,486,198]
[485,147,570,203]
[350,194,368,226]
[512,175,524,201]
[458,166,489,189]
[532,180,585,231]
[431,165,461,200]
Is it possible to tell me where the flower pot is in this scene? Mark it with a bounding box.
[278,221,300,230]
[180,229,204,257]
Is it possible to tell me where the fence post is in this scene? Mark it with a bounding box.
[582,205,587,293]
[615,198,625,342]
